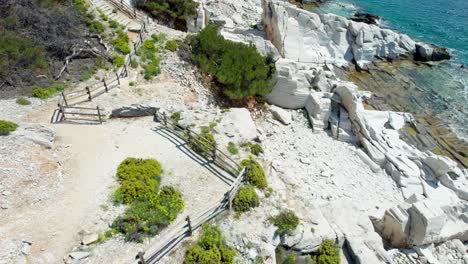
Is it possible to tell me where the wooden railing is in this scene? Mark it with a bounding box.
[133,110,249,264]
[154,110,241,177]
[136,168,247,264]
[51,105,106,124]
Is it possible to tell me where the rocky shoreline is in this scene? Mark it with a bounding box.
[186,0,468,262]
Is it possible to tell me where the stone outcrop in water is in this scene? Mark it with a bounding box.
[261,0,416,67]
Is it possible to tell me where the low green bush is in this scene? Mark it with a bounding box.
[0,120,18,136]
[165,39,178,52]
[227,141,238,155]
[87,19,105,33]
[32,82,65,99]
[314,240,340,264]
[241,142,264,156]
[97,8,108,21]
[16,98,31,105]
[184,224,235,264]
[112,186,184,242]
[109,19,120,28]
[189,25,275,99]
[233,185,259,213]
[270,210,299,236]
[113,29,131,54]
[138,38,161,80]
[112,53,125,67]
[129,81,136,86]
[114,158,162,204]
[240,157,267,189]
[131,59,139,68]
[170,112,181,122]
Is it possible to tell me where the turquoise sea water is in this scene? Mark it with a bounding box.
[316,0,468,139]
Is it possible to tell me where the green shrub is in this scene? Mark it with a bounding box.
[113,29,130,54]
[131,59,138,68]
[170,112,181,123]
[165,39,178,52]
[240,157,267,189]
[109,19,120,28]
[136,0,198,30]
[129,81,136,86]
[87,20,105,33]
[227,141,238,155]
[0,120,18,136]
[112,53,125,67]
[283,252,297,264]
[143,60,160,80]
[114,158,162,204]
[314,240,340,264]
[189,25,275,99]
[79,71,92,81]
[233,185,259,213]
[32,82,65,99]
[271,210,299,236]
[0,32,47,80]
[241,142,264,156]
[16,98,31,105]
[184,224,235,264]
[112,186,184,242]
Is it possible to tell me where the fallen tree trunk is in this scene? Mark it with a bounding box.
[55,46,106,80]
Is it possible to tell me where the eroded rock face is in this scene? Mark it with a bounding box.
[262,0,416,67]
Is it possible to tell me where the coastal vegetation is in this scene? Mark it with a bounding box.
[135,0,198,30]
[137,36,162,80]
[188,25,275,100]
[314,240,340,264]
[110,158,184,242]
[32,82,65,99]
[270,210,300,236]
[184,224,236,264]
[241,142,264,156]
[233,185,260,213]
[0,120,18,136]
[16,98,31,105]
[227,141,239,155]
[240,157,267,189]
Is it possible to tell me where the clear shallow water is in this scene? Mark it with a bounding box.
[315,0,468,139]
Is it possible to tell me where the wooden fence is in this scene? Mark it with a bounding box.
[133,111,248,264]
[53,14,148,124]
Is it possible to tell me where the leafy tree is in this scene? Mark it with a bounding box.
[189,25,275,99]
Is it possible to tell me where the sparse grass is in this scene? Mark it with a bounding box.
[16,98,31,105]
[109,19,120,28]
[112,53,125,67]
[241,142,264,156]
[79,71,92,81]
[129,81,136,86]
[165,39,177,52]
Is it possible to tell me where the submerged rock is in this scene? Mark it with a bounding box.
[351,12,380,25]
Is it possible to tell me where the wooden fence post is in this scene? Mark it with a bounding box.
[59,104,66,122]
[61,92,68,106]
[116,72,120,85]
[97,106,103,124]
[187,129,192,144]
[163,112,167,126]
[225,192,231,210]
[139,31,143,43]
[103,79,108,92]
[136,252,146,264]
[86,87,92,101]
[211,145,217,162]
[186,216,192,236]
[124,63,128,77]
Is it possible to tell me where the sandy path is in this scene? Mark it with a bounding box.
[1,95,231,264]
